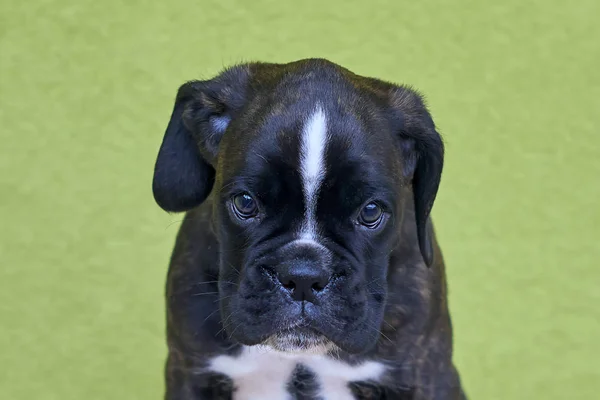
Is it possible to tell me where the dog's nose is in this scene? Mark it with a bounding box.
[277,262,331,303]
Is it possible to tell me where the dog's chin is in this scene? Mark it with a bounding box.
[262,327,335,355]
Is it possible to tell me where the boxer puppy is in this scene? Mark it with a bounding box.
[153,58,466,399]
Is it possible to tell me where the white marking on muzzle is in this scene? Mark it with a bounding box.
[299,106,328,242]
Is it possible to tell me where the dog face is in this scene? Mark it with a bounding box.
[153,59,443,355]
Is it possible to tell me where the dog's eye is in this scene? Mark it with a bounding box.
[358,202,384,228]
[232,193,258,219]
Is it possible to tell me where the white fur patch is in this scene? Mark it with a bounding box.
[299,106,328,242]
[210,115,231,132]
[209,346,296,400]
[208,346,385,400]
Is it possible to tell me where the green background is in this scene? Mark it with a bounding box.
[1,0,598,399]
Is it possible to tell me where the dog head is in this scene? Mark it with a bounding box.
[153,59,443,355]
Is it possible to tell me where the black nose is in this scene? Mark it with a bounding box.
[277,262,331,303]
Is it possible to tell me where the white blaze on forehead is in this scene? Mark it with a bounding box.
[299,106,329,241]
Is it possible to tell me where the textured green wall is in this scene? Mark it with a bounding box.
[1,1,598,399]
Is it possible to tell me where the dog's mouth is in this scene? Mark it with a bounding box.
[262,326,334,355]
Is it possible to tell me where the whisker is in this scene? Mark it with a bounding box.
[382,319,397,332]
[365,276,385,287]
[226,262,241,276]
[201,308,221,325]
[165,219,185,230]
[253,151,270,164]
[215,311,239,337]
[185,280,238,293]
[219,181,239,191]
[228,321,244,340]
[378,329,394,345]
[191,280,221,286]
[194,280,239,287]
[213,294,236,303]
[191,291,219,297]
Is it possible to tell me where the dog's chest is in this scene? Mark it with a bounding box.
[208,346,385,400]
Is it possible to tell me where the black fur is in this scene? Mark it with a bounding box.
[153,67,252,212]
[154,59,465,399]
[287,364,321,399]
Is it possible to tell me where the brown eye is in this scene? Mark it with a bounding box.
[232,193,258,219]
[358,202,383,228]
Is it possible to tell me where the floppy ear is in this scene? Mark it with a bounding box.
[152,67,250,212]
[390,87,444,267]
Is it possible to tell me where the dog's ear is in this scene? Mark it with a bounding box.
[152,67,251,212]
[389,86,444,267]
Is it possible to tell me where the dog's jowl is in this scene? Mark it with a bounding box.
[153,59,466,400]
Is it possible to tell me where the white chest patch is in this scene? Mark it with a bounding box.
[208,346,385,400]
